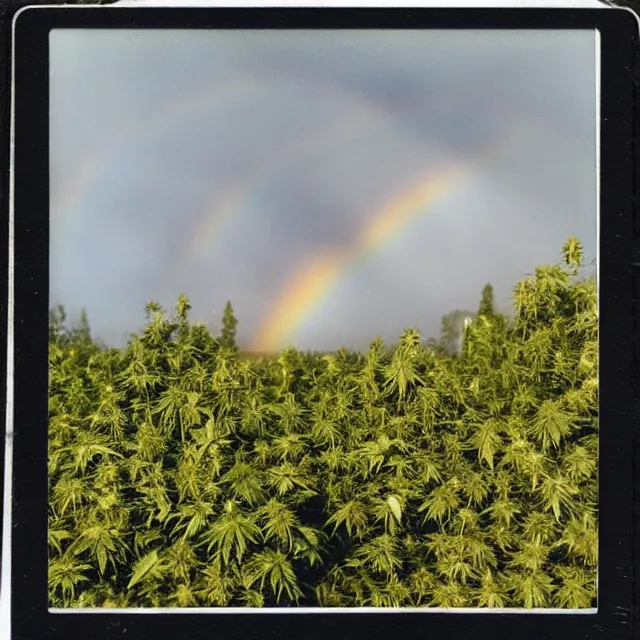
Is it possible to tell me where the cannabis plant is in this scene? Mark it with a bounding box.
[48,238,597,609]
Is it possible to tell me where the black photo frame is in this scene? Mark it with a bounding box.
[9,5,639,640]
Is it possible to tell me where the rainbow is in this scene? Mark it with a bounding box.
[51,75,270,225]
[178,88,468,263]
[186,107,382,258]
[178,91,564,267]
[51,60,592,316]
[53,62,583,270]
[249,133,518,353]
[52,69,393,232]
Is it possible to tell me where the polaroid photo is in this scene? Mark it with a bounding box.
[4,1,639,639]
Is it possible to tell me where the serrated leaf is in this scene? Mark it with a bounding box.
[127,550,160,590]
[387,495,402,523]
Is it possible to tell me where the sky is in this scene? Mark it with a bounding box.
[49,28,597,353]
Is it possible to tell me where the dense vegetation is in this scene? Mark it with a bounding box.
[48,238,598,609]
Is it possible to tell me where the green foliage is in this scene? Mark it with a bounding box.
[221,301,238,351]
[478,283,496,318]
[48,237,597,609]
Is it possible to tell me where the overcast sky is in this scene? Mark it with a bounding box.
[50,29,597,352]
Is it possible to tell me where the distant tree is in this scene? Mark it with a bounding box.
[49,304,67,344]
[478,283,496,318]
[76,308,92,342]
[439,309,475,355]
[221,301,238,350]
[66,307,93,353]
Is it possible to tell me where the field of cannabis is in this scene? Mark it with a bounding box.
[48,238,598,609]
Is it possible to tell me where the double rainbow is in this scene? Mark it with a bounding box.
[51,64,581,353]
[249,134,516,353]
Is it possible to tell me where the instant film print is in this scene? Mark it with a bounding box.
[46,27,600,611]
